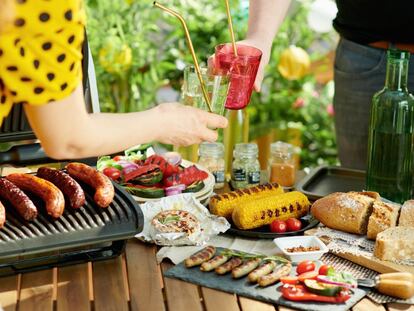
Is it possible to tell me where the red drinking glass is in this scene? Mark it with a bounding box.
[213,43,262,110]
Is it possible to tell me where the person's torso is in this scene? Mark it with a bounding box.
[333,0,414,44]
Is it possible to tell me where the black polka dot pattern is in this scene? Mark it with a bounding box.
[21,77,31,82]
[57,54,66,62]
[14,18,25,27]
[60,83,68,90]
[33,60,40,69]
[19,47,25,57]
[68,35,75,44]
[34,87,44,94]
[42,42,52,50]
[7,66,18,71]
[64,10,73,21]
[39,13,50,22]
[47,73,55,81]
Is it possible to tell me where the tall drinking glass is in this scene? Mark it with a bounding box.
[214,43,262,110]
[176,66,230,161]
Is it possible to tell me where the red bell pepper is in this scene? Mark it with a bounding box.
[123,164,160,182]
[281,284,351,304]
[145,155,180,178]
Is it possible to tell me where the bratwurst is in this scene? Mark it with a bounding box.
[66,162,114,208]
[6,173,65,218]
[37,167,85,209]
[0,178,37,220]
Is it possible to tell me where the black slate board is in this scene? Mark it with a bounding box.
[164,248,367,311]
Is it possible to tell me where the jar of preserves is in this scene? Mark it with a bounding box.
[268,141,296,187]
[231,143,260,189]
[198,142,225,189]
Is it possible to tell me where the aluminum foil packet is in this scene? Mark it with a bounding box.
[135,193,230,246]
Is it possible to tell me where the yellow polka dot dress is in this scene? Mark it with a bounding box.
[0,0,86,126]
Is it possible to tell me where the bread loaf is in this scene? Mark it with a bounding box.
[374,227,414,261]
[399,200,414,227]
[311,192,377,234]
[367,201,400,240]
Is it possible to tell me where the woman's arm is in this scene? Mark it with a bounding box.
[24,84,227,159]
[241,0,292,91]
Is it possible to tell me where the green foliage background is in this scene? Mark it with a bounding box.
[85,0,339,168]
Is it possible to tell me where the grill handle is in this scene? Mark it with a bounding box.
[0,143,52,165]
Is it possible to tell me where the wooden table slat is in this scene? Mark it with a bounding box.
[352,297,386,311]
[93,256,128,311]
[19,270,54,311]
[201,287,240,311]
[278,306,301,311]
[57,264,90,311]
[125,240,166,311]
[387,303,414,311]
[238,296,276,311]
[0,275,18,311]
[161,262,203,311]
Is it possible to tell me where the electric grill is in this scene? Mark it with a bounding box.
[0,35,143,276]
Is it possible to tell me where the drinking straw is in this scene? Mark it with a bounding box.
[153,2,213,113]
[224,0,238,57]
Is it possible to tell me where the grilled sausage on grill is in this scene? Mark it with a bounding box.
[185,246,216,267]
[0,201,5,229]
[66,162,114,208]
[0,178,37,220]
[37,167,85,209]
[6,173,65,218]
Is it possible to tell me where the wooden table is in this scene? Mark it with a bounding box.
[0,240,412,311]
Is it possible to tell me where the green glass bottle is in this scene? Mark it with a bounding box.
[366,50,414,203]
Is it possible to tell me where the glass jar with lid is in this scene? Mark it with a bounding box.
[231,143,261,189]
[268,141,296,187]
[198,142,225,189]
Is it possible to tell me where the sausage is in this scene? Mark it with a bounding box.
[0,178,37,220]
[6,173,65,218]
[248,260,277,283]
[232,258,262,279]
[258,263,292,287]
[215,257,243,275]
[200,255,229,272]
[66,162,114,208]
[37,167,85,209]
[0,201,5,228]
[185,246,216,267]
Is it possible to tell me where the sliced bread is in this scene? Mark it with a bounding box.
[374,227,414,261]
[399,200,414,227]
[367,201,400,240]
[311,191,376,234]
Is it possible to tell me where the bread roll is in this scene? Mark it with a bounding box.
[399,200,414,227]
[311,192,376,234]
[374,227,414,261]
[367,201,400,240]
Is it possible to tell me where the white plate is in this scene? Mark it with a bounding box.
[131,159,215,203]
[273,236,328,262]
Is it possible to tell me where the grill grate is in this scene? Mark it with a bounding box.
[0,181,142,259]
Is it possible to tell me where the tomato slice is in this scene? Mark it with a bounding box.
[318,264,334,276]
[296,260,316,275]
[280,276,299,285]
[298,271,319,282]
[103,167,121,181]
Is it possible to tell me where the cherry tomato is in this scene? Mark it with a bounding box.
[113,155,124,161]
[103,167,121,181]
[286,218,302,231]
[280,276,299,285]
[319,264,334,276]
[297,270,319,282]
[270,220,287,233]
[296,260,316,275]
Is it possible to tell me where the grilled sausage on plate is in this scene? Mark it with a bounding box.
[215,257,243,275]
[232,258,262,279]
[258,263,292,287]
[6,173,65,218]
[185,246,216,267]
[0,178,37,220]
[200,255,229,272]
[66,162,114,208]
[37,167,85,209]
[248,260,277,283]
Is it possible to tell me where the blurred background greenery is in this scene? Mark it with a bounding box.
[85,0,339,169]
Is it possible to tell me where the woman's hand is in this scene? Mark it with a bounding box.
[150,102,228,146]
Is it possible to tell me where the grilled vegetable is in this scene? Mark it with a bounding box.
[134,167,163,186]
[145,155,179,178]
[304,279,342,297]
[183,181,205,193]
[231,191,310,230]
[209,183,284,219]
[124,184,164,198]
[164,165,208,187]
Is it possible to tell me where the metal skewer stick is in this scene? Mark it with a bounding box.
[153,2,213,113]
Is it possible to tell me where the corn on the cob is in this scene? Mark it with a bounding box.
[209,183,284,219]
[232,191,310,230]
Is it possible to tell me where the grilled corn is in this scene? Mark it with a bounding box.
[232,191,310,230]
[209,183,284,219]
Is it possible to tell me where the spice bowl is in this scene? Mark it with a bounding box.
[273,236,328,262]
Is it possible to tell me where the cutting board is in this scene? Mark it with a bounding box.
[305,228,414,274]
